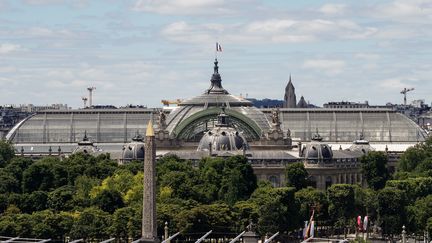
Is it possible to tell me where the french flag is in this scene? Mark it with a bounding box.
[216,42,222,52]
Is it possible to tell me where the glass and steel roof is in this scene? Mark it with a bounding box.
[7,108,154,144]
[261,108,427,142]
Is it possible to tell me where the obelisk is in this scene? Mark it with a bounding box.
[142,120,158,243]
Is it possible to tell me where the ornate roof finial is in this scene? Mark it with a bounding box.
[206,58,228,94]
[214,58,219,74]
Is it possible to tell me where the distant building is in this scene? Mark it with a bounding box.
[18,103,69,112]
[283,75,296,108]
[323,101,370,109]
[0,106,31,139]
[297,96,308,108]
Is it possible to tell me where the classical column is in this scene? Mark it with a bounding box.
[141,120,159,243]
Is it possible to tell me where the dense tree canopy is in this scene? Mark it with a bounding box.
[0,138,431,239]
[360,151,389,190]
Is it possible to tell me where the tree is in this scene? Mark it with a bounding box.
[218,156,257,205]
[285,162,309,190]
[157,155,200,201]
[327,184,355,235]
[48,186,75,211]
[21,191,48,213]
[377,187,406,236]
[386,177,432,203]
[232,200,259,232]
[74,175,100,207]
[70,207,111,240]
[360,151,389,190]
[398,136,432,176]
[22,157,61,192]
[197,156,257,205]
[31,211,74,240]
[251,186,300,234]
[110,206,140,239]
[4,157,33,190]
[0,169,20,193]
[0,140,15,167]
[295,187,328,222]
[174,203,235,234]
[407,195,432,233]
[92,189,125,213]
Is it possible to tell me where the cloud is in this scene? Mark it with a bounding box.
[161,18,378,44]
[132,0,232,15]
[378,78,410,90]
[319,4,346,15]
[302,59,346,75]
[373,0,432,22]
[0,43,21,54]
[354,53,380,60]
[22,0,64,5]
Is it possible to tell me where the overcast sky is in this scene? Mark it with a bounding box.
[0,0,431,108]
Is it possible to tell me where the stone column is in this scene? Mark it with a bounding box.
[141,120,159,243]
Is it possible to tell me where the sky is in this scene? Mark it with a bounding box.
[0,0,431,108]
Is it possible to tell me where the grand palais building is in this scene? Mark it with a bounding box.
[6,60,427,189]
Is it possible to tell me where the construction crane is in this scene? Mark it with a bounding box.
[400,88,414,106]
[87,87,96,107]
[161,99,182,106]
[81,97,88,108]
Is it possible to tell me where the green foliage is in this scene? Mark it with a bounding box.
[360,151,389,190]
[0,169,20,193]
[70,207,111,240]
[197,156,257,205]
[295,187,328,221]
[327,184,355,227]
[110,206,141,239]
[232,200,259,232]
[157,155,200,200]
[407,195,432,233]
[92,189,125,213]
[398,136,432,176]
[251,186,300,234]
[48,185,75,211]
[22,157,66,192]
[377,187,406,235]
[74,175,100,207]
[22,191,48,213]
[386,177,432,203]
[157,155,257,205]
[0,140,15,166]
[174,202,234,233]
[285,162,309,190]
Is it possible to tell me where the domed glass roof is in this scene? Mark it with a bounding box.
[121,132,145,162]
[302,132,333,163]
[72,131,100,154]
[197,111,248,153]
[347,133,375,154]
[165,59,271,141]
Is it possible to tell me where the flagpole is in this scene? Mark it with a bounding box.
[215,42,217,60]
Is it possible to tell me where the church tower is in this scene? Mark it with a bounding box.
[283,75,297,108]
